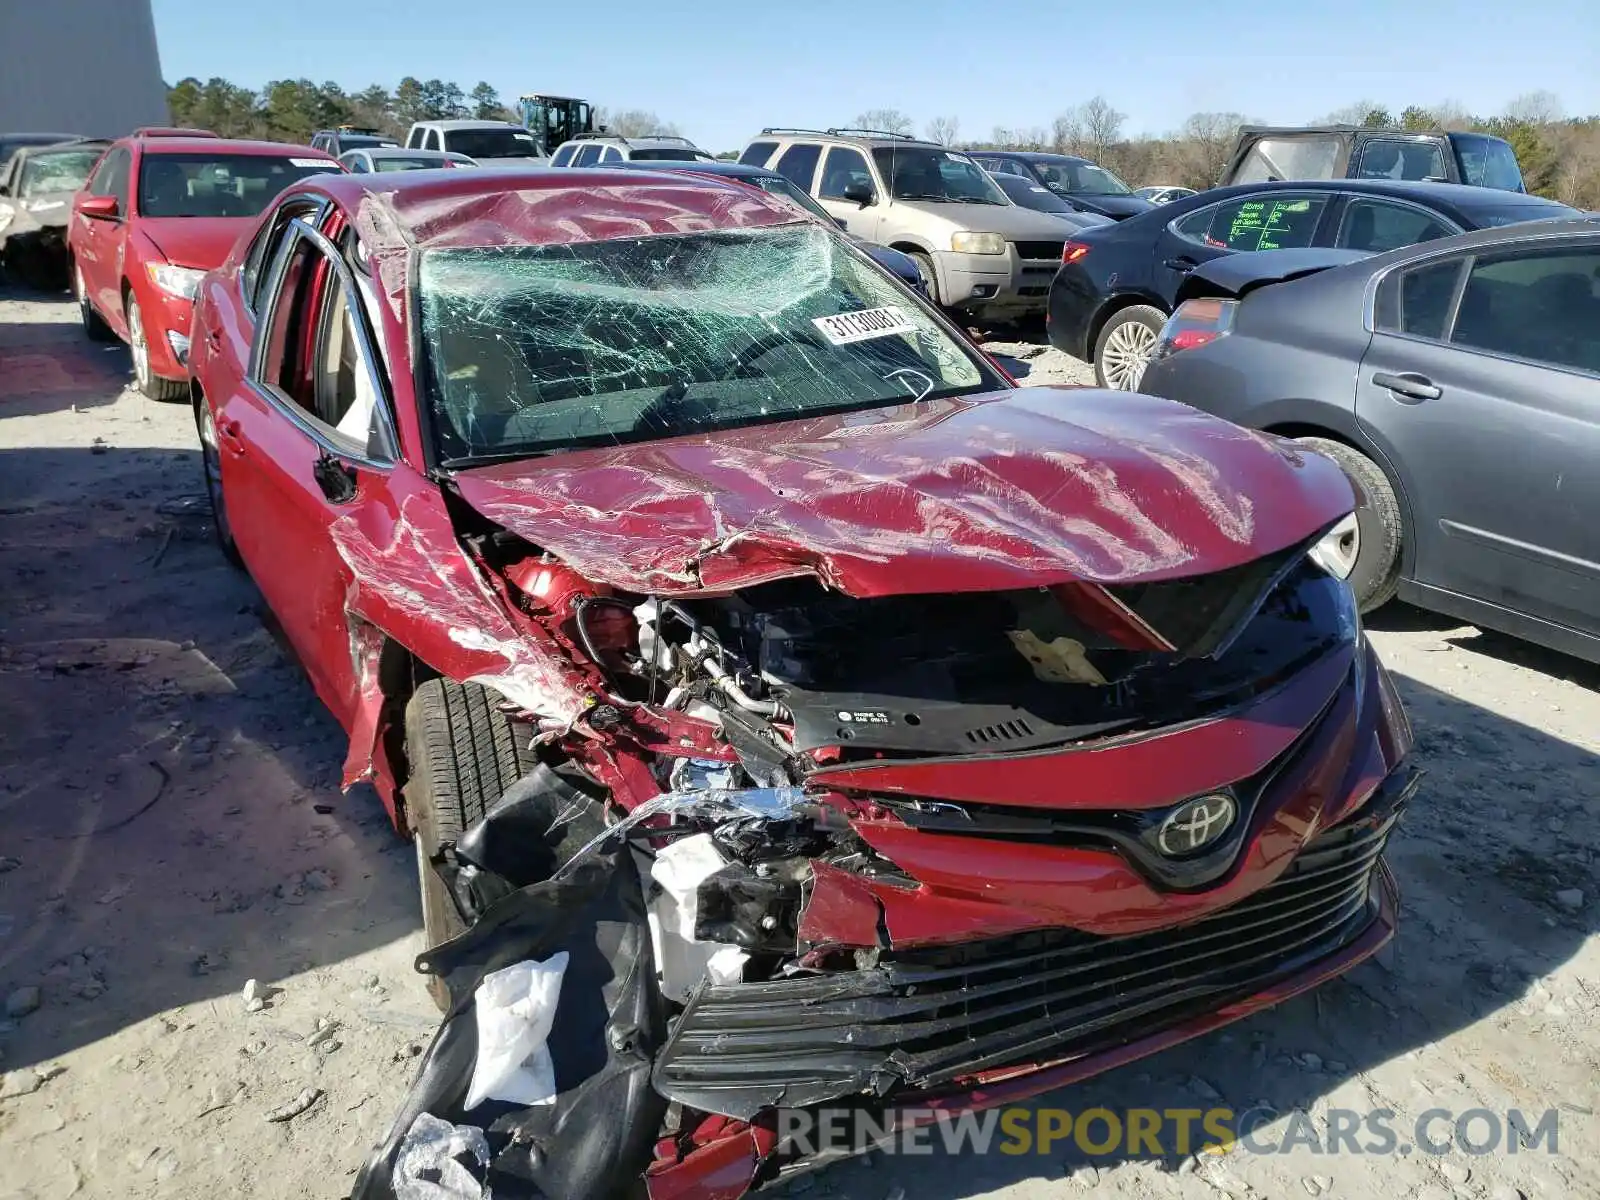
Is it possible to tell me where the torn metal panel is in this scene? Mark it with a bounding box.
[450,387,1354,598]
[327,480,594,724]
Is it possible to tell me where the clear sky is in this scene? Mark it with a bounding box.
[149,0,1600,152]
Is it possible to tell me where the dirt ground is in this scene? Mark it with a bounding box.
[1,287,1597,1200]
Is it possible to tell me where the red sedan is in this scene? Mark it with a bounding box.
[186,168,1414,1200]
[68,131,339,400]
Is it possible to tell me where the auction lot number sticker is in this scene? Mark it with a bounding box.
[813,306,918,345]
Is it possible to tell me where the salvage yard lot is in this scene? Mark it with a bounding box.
[1,288,1597,1200]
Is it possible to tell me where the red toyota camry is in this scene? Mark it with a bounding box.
[67,129,339,400]
[185,167,1414,1200]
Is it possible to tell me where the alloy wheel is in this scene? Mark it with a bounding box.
[129,300,151,390]
[1101,321,1157,390]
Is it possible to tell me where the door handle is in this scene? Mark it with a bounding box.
[1372,371,1441,401]
[217,418,246,453]
[1163,256,1197,274]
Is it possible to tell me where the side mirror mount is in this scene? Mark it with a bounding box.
[831,215,847,230]
[77,194,119,220]
[842,180,876,208]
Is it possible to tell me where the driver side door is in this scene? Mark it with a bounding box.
[219,215,401,726]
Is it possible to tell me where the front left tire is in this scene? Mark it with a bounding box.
[127,295,186,402]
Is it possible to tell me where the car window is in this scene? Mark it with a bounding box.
[1451,248,1600,375]
[89,147,131,210]
[1376,258,1463,341]
[550,145,576,167]
[773,143,823,191]
[424,130,441,151]
[599,146,622,162]
[242,196,326,317]
[975,156,1028,178]
[871,147,1008,204]
[448,128,538,159]
[1029,158,1133,196]
[418,222,1001,464]
[573,144,603,166]
[1356,139,1447,182]
[138,153,334,218]
[1453,134,1525,192]
[1174,193,1330,251]
[739,141,778,167]
[1336,198,1456,253]
[1232,135,1342,185]
[818,146,873,200]
[344,155,367,174]
[256,228,390,455]
[17,148,101,197]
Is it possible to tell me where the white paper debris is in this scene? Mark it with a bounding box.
[648,834,750,1002]
[464,952,569,1110]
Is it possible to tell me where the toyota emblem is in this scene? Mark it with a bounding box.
[1156,793,1237,856]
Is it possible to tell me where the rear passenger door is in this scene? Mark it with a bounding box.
[1356,241,1600,633]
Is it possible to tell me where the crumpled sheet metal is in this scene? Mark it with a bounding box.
[351,175,800,323]
[327,479,590,723]
[451,387,1354,599]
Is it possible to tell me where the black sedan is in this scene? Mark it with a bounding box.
[1047,178,1576,390]
[616,159,927,296]
[970,150,1155,221]
[1139,218,1600,665]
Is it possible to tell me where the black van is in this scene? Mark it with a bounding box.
[1222,126,1525,193]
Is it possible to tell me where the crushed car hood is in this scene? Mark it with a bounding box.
[450,387,1353,596]
[137,216,255,270]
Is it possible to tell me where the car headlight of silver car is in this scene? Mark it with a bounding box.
[950,231,1006,255]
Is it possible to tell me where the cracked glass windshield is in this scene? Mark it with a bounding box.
[419,222,997,464]
[870,147,1007,204]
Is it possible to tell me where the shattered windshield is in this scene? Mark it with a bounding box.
[871,147,1007,204]
[419,223,997,465]
[1033,158,1133,196]
[18,149,102,197]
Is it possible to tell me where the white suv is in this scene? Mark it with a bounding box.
[404,120,543,163]
[549,134,713,167]
[740,128,1076,319]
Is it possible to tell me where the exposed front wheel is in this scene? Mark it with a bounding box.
[127,296,186,402]
[404,678,535,1010]
[1297,437,1403,613]
[1094,304,1166,391]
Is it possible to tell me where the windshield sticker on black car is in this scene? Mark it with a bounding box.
[813,305,916,345]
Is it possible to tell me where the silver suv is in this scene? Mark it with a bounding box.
[740,128,1075,318]
[549,133,714,166]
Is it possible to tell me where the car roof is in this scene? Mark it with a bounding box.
[1156,177,1570,212]
[134,136,337,158]
[752,128,944,150]
[412,119,523,131]
[14,138,110,156]
[3,132,85,143]
[617,160,769,178]
[306,167,803,254]
[356,147,452,158]
[982,150,1093,165]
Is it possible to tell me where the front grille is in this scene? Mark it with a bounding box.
[1012,240,1066,261]
[654,792,1404,1119]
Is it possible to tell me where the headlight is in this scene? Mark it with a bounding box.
[24,199,66,213]
[1308,512,1359,580]
[950,231,1006,255]
[146,263,207,301]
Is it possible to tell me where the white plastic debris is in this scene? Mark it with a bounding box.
[393,1112,490,1200]
[464,953,568,1110]
[648,834,749,1002]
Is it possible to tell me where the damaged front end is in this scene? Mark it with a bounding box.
[352,489,1414,1199]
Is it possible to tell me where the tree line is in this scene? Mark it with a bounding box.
[166,76,676,145]
[167,77,1599,208]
